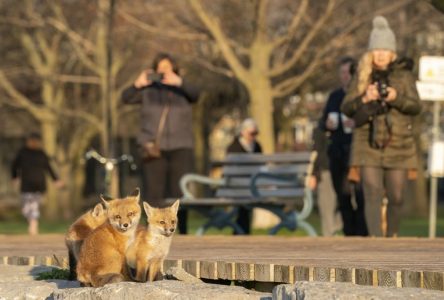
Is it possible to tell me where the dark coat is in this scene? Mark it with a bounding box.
[121,81,199,150]
[227,137,262,154]
[341,60,421,169]
[11,147,58,193]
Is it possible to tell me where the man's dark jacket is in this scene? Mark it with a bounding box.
[11,147,58,193]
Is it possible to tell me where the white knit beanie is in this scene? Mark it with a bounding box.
[368,16,396,52]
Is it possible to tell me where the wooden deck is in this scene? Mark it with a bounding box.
[1,235,444,290]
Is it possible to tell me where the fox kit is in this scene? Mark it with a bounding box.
[76,191,141,287]
[126,200,180,282]
[65,202,107,280]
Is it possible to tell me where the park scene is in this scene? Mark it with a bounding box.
[1,0,444,299]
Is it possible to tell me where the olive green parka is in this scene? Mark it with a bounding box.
[341,60,421,169]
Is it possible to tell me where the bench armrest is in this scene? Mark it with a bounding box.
[180,174,225,199]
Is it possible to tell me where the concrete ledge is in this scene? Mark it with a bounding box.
[273,281,444,300]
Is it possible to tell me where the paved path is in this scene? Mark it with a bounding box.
[1,234,444,272]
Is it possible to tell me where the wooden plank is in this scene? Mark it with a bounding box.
[355,268,373,286]
[254,263,273,282]
[200,261,217,280]
[401,270,422,288]
[313,267,330,282]
[217,261,235,280]
[1,256,7,265]
[423,271,444,291]
[236,262,254,281]
[294,266,310,282]
[182,260,199,278]
[163,259,179,273]
[377,270,397,287]
[335,268,353,283]
[274,265,292,283]
[8,256,19,265]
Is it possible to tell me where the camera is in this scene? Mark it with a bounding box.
[372,71,390,100]
[147,72,164,82]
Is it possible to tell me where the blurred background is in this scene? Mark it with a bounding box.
[0,0,443,235]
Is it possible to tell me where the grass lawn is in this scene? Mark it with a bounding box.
[1,208,444,237]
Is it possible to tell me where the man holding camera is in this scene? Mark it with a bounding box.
[121,53,199,234]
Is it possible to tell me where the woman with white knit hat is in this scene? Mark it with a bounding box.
[341,16,421,237]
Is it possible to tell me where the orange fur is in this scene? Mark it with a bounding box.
[76,193,141,287]
[65,202,107,280]
[126,200,179,282]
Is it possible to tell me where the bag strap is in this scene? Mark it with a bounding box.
[155,104,170,144]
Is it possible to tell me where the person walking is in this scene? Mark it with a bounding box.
[341,16,421,237]
[11,133,63,235]
[310,126,343,236]
[227,118,262,234]
[320,57,368,236]
[121,53,199,234]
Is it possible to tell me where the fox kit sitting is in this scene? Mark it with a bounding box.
[76,191,141,287]
[126,200,180,282]
[65,202,107,280]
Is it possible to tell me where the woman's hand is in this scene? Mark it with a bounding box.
[134,70,152,88]
[362,84,379,103]
[162,72,183,87]
[385,87,397,102]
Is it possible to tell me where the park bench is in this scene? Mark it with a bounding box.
[175,151,317,236]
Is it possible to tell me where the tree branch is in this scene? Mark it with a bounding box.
[271,0,309,49]
[188,0,248,81]
[117,8,208,41]
[0,70,44,118]
[269,0,336,77]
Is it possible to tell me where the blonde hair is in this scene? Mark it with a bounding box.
[357,52,374,95]
[356,51,397,95]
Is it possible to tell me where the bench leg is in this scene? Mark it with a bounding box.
[295,219,317,237]
[267,210,297,235]
[193,207,245,235]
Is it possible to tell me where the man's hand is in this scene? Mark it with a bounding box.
[307,175,317,190]
[162,72,183,87]
[134,70,152,89]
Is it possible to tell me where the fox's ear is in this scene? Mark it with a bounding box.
[100,195,110,209]
[171,199,180,214]
[143,202,153,218]
[92,203,104,217]
[129,188,140,202]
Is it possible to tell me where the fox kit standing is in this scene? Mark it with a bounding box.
[65,202,107,280]
[76,192,141,287]
[126,200,179,282]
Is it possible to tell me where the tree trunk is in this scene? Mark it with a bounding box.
[41,120,60,220]
[246,76,275,154]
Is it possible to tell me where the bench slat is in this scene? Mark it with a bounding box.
[215,152,312,165]
[226,177,302,188]
[215,187,305,199]
[166,198,298,206]
[222,164,309,176]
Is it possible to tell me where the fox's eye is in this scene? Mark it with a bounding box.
[171,220,176,225]
[115,215,121,219]
[128,212,134,217]
[160,221,165,225]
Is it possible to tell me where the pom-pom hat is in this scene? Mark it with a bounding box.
[368,16,396,52]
